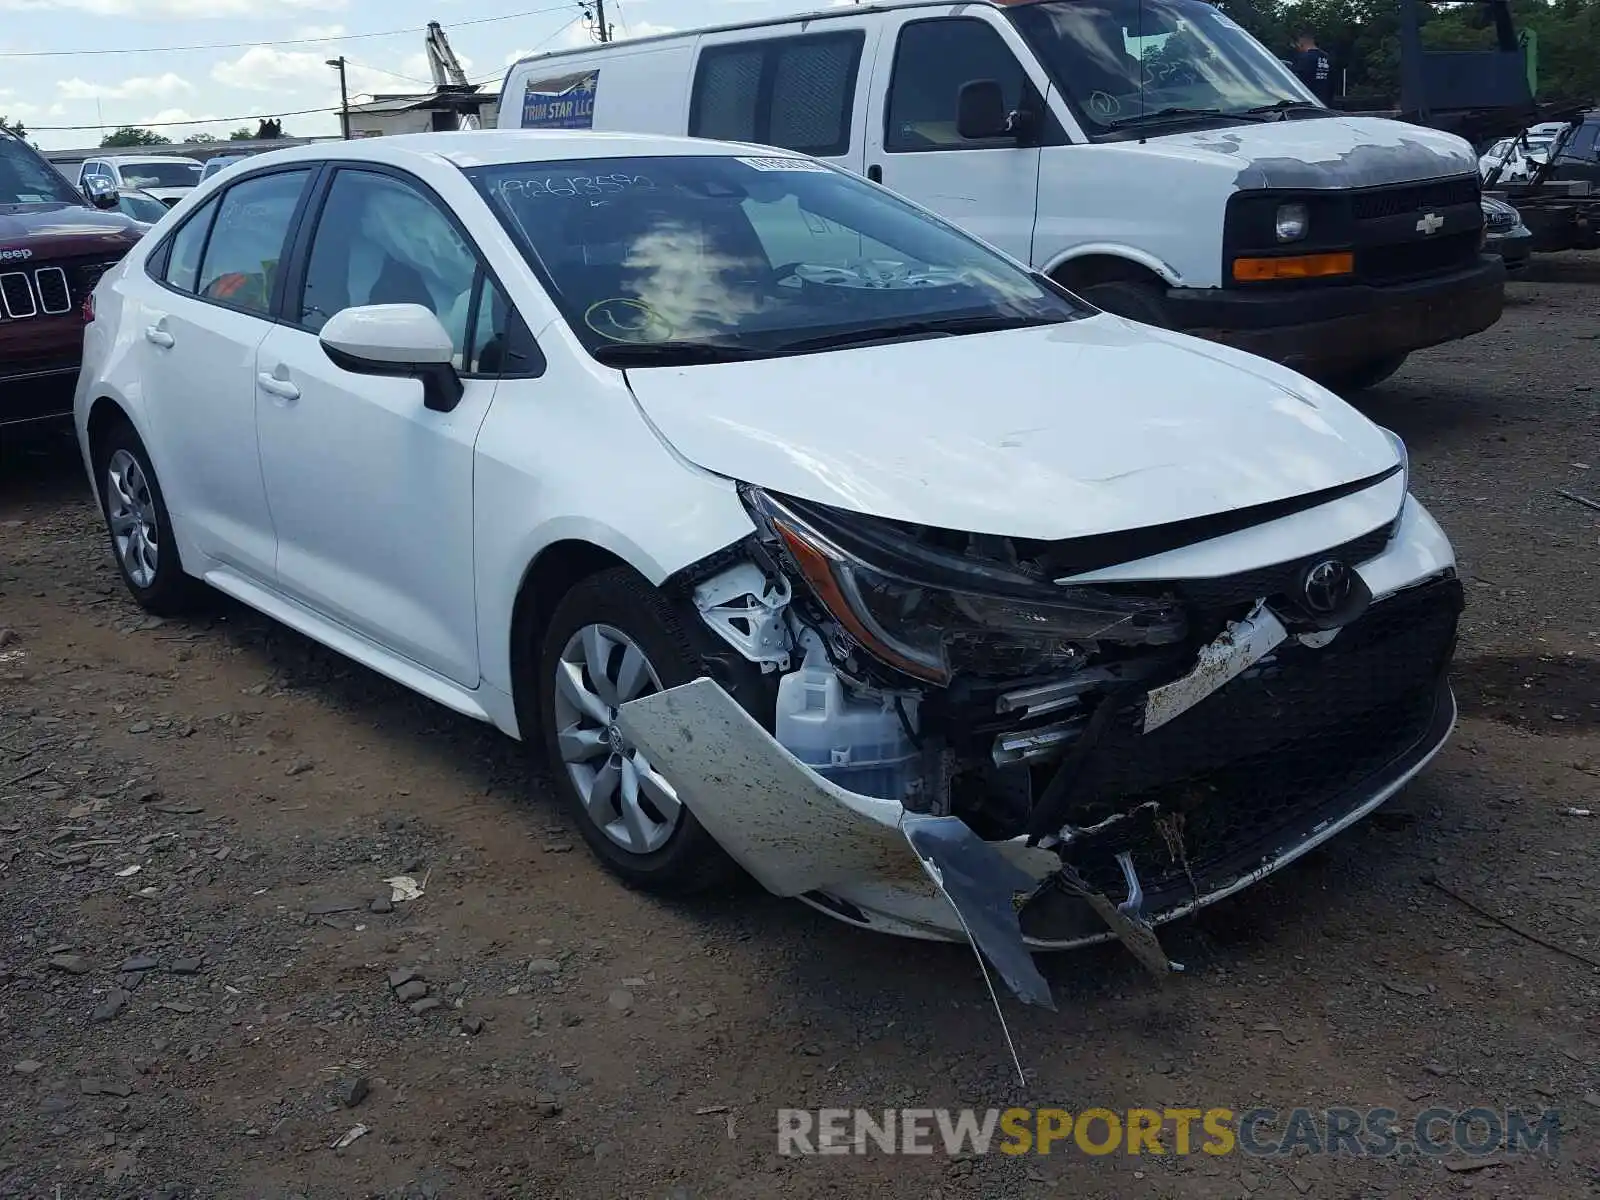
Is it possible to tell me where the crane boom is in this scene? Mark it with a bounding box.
[424,20,479,130]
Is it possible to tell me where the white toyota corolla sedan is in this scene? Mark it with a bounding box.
[75,131,1461,1004]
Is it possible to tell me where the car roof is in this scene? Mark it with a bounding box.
[235,130,794,172]
[103,154,202,164]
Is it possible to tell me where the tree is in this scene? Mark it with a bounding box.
[100,126,172,148]
[183,132,219,144]
[0,116,24,138]
[227,127,255,141]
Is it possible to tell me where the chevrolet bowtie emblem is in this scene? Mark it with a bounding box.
[1416,211,1444,235]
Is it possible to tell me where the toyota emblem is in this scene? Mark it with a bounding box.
[1301,559,1351,614]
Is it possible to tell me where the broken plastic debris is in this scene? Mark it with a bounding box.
[113,864,142,877]
[383,875,425,903]
[331,1124,369,1150]
[1563,807,1593,817]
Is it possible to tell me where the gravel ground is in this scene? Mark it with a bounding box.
[2,255,1598,1200]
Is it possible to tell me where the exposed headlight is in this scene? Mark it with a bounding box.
[743,488,1187,684]
[1275,202,1309,243]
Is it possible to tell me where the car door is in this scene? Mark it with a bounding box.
[253,166,503,687]
[687,23,878,175]
[129,167,315,583]
[863,12,1046,264]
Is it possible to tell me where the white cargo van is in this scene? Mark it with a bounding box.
[501,0,1505,389]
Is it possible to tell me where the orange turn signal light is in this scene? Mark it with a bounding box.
[1232,252,1354,282]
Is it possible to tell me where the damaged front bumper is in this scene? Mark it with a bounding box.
[617,495,1461,1004]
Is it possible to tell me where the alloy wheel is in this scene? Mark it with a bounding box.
[106,448,159,590]
[552,623,683,855]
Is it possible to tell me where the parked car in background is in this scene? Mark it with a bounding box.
[116,188,170,228]
[1481,195,1531,271]
[1479,135,1552,181]
[199,154,250,182]
[501,0,1504,393]
[75,131,1461,997]
[77,155,203,206]
[1545,111,1600,187]
[1,129,143,430]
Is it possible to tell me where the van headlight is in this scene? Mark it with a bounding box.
[1275,202,1310,242]
[742,487,1187,684]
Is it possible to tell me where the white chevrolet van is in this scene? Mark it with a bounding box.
[501,0,1505,389]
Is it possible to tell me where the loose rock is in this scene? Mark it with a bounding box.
[338,1076,370,1108]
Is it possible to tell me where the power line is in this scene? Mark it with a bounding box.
[0,6,577,59]
[31,104,342,133]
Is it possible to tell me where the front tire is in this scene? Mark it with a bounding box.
[536,566,736,894]
[1078,279,1173,328]
[92,416,206,616]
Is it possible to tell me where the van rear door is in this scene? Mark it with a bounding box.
[862,8,1049,265]
[686,19,882,174]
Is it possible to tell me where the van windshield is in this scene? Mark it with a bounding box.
[471,154,1084,365]
[0,135,83,207]
[1006,0,1323,137]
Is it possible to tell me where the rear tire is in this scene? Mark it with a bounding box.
[91,415,207,616]
[535,566,737,895]
[1319,353,1409,393]
[1078,279,1173,328]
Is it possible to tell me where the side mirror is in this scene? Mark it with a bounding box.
[84,176,120,211]
[957,79,1013,141]
[319,304,464,414]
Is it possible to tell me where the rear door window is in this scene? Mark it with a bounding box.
[690,32,864,157]
[194,170,312,316]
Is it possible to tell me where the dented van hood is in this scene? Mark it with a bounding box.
[622,317,1401,542]
[1119,116,1480,191]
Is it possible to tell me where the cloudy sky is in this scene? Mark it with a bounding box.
[2,0,822,151]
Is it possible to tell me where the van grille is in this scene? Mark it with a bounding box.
[1351,176,1479,220]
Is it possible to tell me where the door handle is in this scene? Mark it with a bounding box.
[144,327,174,348]
[866,164,883,183]
[257,373,300,401]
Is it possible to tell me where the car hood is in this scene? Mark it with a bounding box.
[622,317,1401,542]
[1121,116,1479,190]
[0,204,144,258]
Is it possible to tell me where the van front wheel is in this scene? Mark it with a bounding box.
[1078,280,1172,329]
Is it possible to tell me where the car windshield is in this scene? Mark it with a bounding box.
[1006,0,1319,137]
[0,136,83,207]
[119,161,202,189]
[119,192,169,223]
[471,155,1082,363]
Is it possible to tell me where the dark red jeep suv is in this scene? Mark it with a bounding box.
[2,129,144,430]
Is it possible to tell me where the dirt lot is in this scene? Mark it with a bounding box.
[2,257,1599,1200]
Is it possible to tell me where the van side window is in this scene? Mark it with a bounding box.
[885,19,1028,153]
[690,32,864,158]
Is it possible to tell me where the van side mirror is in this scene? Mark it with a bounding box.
[957,80,1012,140]
[84,176,120,211]
[319,303,464,413]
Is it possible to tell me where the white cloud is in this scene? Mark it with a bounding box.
[210,46,403,100]
[295,23,346,39]
[616,20,677,39]
[0,0,335,15]
[58,73,195,102]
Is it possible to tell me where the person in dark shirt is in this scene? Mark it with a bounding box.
[1291,30,1334,104]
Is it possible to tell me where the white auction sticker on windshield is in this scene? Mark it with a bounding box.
[736,156,830,173]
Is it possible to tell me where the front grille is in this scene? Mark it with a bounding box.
[0,271,36,317]
[0,258,120,323]
[1054,575,1462,899]
[1357,230,1480,285]
[1351,176,1479,220]
[1162,520,1395,613]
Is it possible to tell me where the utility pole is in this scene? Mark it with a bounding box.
[593,0,611,43]
[326,56,351,139]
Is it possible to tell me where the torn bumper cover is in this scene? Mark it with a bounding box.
[617,499,1461,1006]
